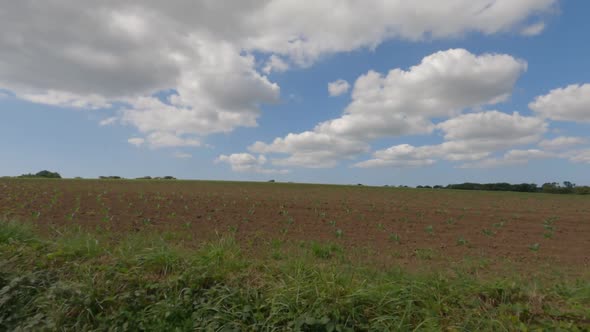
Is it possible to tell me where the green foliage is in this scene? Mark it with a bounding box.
[0,219,37,244]
[310,242,342,259]
[18,170,61,179]
[99,176,123,180]
[445,182,539,192]
[0,224,589,331]
[388,233,401,244]
[457,237,469,246]
[433,181,590,195]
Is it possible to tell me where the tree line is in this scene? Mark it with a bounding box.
[12,171,177,180]
[417,181,590,195]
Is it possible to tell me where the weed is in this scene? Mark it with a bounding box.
[482,229,495,237]
[492,221,505,228]
[389,233,401,244]
[457,237,469,246]
[414,248,435,260]
[310,242,342,259]
[0,219,37,244]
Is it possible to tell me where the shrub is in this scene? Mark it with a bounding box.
[18,170,61,179]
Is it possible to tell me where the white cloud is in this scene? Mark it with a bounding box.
[216,153,289,174]
[355,111,547,168]
[569,149,590,164]
[459,149,554,168]
[328,80,350,97]
[145,132,200,149]
[250,131,370,168]
[246,0,557,64]
[0,1,556,149]
[173,152,192,159]
[19,90,111,109]
[436,111,545,142]
[263,55,289,74]
[539,136,588,150]
[99,116,118,126]
[521,22,545,36]
[128,137,145,147]
[250,49,528,168]
[355,145,437,168]
[529,84,590,122]
[128,133,199,149]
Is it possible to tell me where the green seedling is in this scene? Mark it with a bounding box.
[389,233,401,244]
[457,237,469,246]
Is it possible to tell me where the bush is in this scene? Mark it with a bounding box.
[18,170,61,179]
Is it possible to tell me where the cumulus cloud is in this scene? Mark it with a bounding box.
[539,136,588,150]
[145,132,200,149]
[328,80,350,97]
[250,49,528,168]
[127,133,199,149]
[216,153,289,174]
[529,84,590,122]
[173,152,192,159]
[354,145,437,168]
[459,149,554,168]
[0,1,556,149]
[263,55,289,74]
[127,137,145,147]
[99,116,118,126]
[250,131,370,168]
[521,22,546,36]
[355,111,547,168]
[569,149,590,164]
[19,91,111,110]
[436,111,545,143]
[245,0,557,64]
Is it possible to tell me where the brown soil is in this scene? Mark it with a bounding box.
[1,179,589,273]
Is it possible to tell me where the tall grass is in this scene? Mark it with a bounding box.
[1,220,589,331]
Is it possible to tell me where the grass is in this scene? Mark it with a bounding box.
[1,220,589,330]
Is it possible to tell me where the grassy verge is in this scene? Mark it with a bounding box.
[1,220,589,331]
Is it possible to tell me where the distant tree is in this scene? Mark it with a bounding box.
[574,186,590,195]
[36,170,61,178]
[163,176,176,180]
[19,170,61,179]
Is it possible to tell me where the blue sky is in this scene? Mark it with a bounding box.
[1,0,589,185]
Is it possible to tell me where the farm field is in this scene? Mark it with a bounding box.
[1,178,590,330]
[2,178,589,270]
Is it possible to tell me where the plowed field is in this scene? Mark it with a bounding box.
[2,178,589,272]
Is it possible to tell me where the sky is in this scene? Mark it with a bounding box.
[1,0,589,186]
